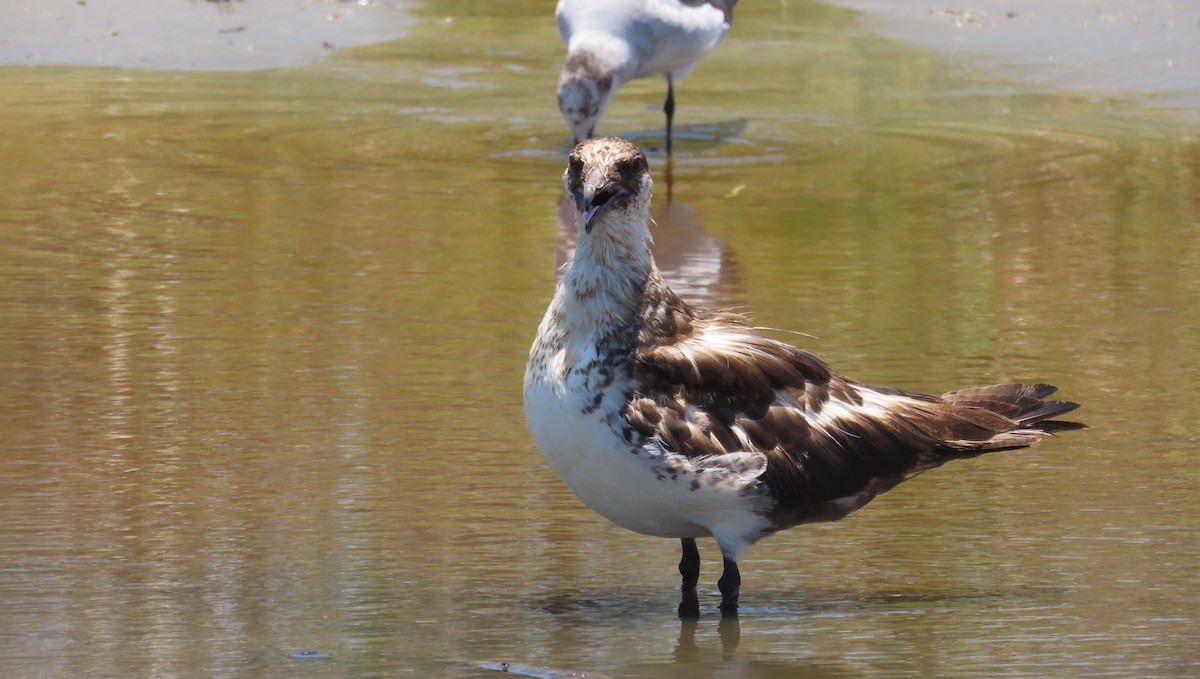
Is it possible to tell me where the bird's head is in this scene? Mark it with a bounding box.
[564,136,653,242]
[556,51,617,144]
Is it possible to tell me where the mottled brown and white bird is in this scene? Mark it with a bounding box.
[555,0,737,152]
[523,136,1084,617]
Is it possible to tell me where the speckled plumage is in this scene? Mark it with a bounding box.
[523,136,1084,616]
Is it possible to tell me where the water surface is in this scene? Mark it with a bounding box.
[1,1,1198,677]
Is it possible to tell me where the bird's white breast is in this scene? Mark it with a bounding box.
[524,350,708,538]
[524,348,771,550]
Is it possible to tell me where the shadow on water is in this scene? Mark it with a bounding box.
[494,580,1081,677]
[613,118,753,156]
[518,119,755,177]
[525,581,1027,621]
[527,589,672,618]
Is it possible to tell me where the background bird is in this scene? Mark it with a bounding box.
[555,0,737,153]
[524,136,1085,617]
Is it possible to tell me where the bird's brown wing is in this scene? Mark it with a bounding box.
[628,303,1081,526]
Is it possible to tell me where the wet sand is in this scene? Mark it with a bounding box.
[0,0,415,70]
[2,0,1196,110]
[826,0,1200,105]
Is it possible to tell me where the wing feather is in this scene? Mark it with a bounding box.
[624,273,1082,528]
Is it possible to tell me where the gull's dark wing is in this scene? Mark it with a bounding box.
[626,279,1082,527]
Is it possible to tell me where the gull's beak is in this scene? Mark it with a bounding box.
[581,183,623,234]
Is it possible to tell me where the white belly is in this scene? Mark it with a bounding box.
[523,377,770,548]
[524,379,703,537]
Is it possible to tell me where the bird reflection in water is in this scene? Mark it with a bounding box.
[672,615,858,678]
[555,181,739,308]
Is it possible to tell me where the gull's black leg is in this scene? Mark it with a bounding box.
[664,154,675,205]
[678,538,700,618]
[717,556,740,617]
[663,76,676,155]
[680,538,700,590]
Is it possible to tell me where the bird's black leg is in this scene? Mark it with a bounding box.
[663,76,676,155]
[680,538,700,590]
[717,556,740,617]
[678,538,700,618]
[664,154,675,205]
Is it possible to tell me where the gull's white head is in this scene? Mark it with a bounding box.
[557,51,618,144]
[563,136,653,246]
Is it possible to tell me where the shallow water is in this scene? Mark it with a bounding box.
[1,1,1198,677]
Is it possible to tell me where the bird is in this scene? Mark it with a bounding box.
[554,0,737,153]
[524,137,1086,617]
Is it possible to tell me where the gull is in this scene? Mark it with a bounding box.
[555,0,737,153]
[524,136,1085,617]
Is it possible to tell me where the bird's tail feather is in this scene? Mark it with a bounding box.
[935,383,1085,454]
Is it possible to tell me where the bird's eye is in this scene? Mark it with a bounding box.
[613,155,646,178]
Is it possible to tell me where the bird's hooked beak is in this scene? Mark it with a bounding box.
[579,182,625,235]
